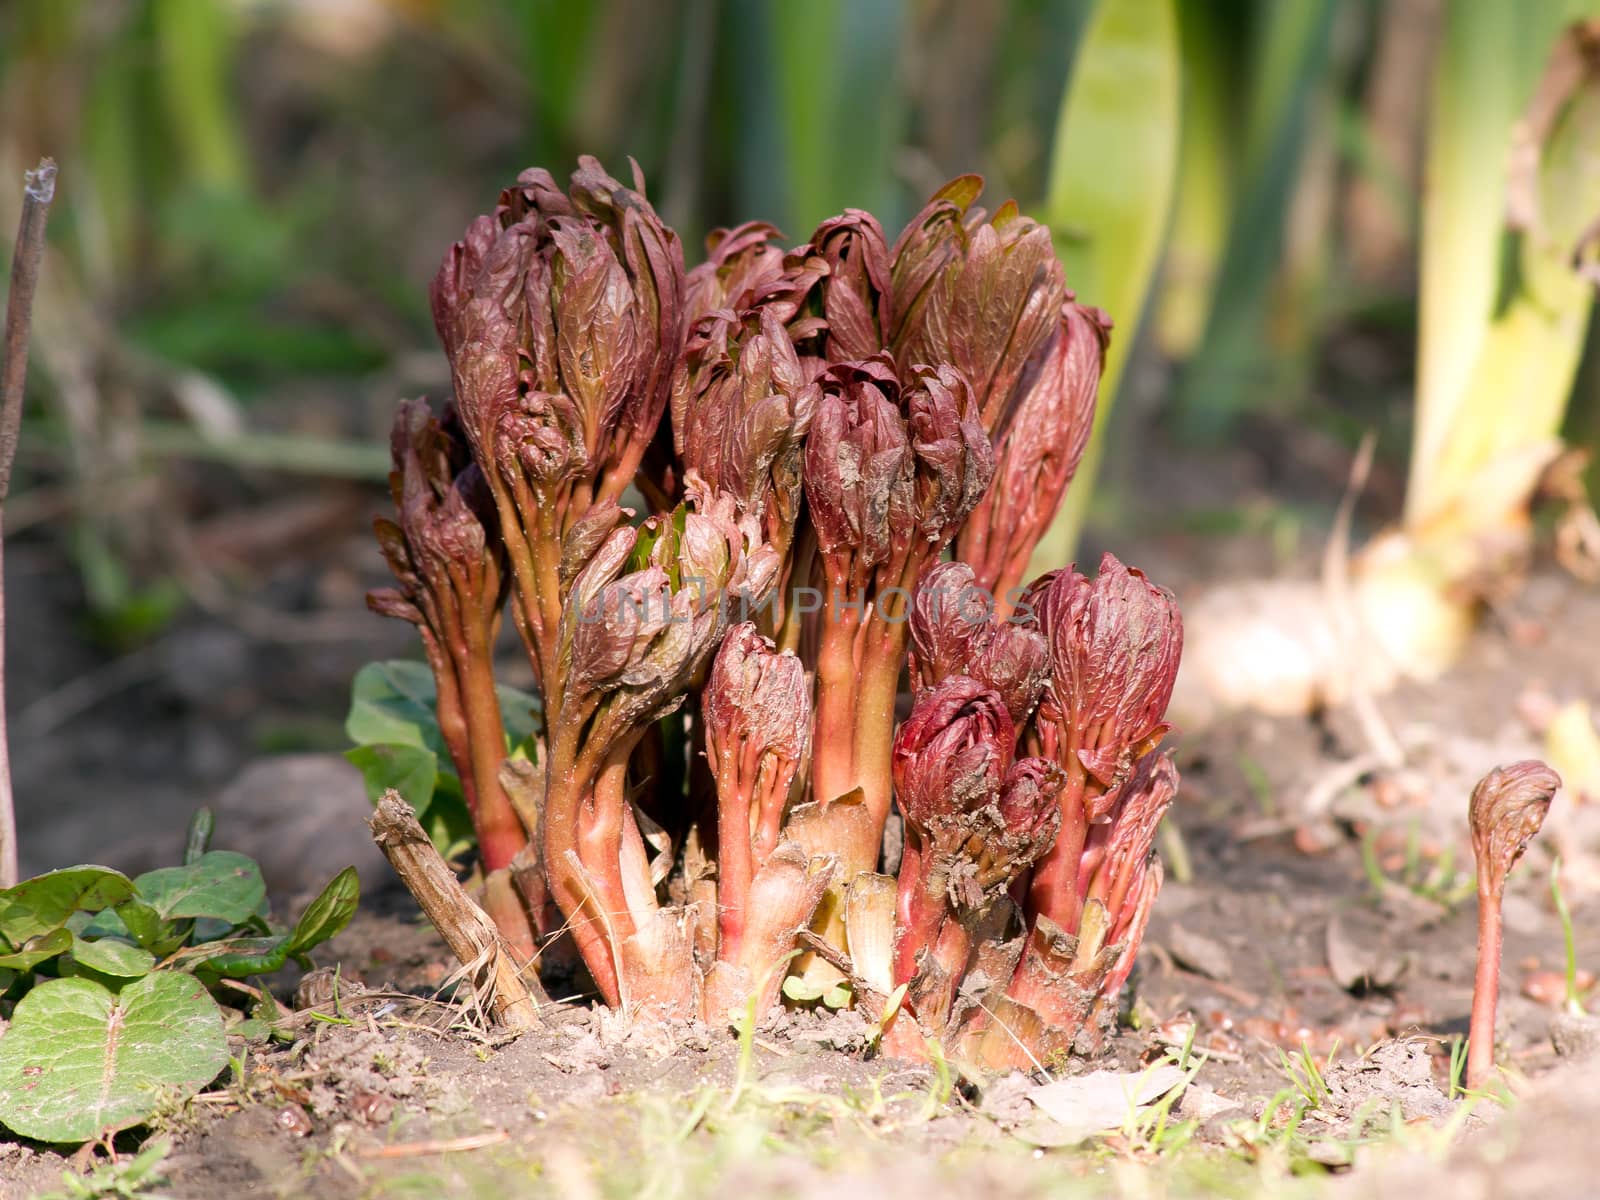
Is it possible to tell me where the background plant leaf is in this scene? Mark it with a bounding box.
[1029,0,1182,568]
[183,935,292,979]
[345,661,534,857]
[0,973,229,1143]
[345,743,439,814]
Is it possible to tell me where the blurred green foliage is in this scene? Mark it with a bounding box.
[1,0,1597,572]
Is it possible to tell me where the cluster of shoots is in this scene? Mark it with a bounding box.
[368,159,1183,1063]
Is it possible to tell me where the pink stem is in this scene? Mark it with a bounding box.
[1467,882,1504,1091]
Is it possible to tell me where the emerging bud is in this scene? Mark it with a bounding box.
[998,757,1067,854]
[705,623,812,772]
[905,364,994,546]
[800,209,894,362]
[803,357,915,569]
[431,157,686,496]
[684,221,826,331]
[671,308,820,552]
[909,560,1047,726]
[890,176,1067,434]
[956,299,1110,601]
[704,624,815,971]
[1469,760,1561,894]
[891,677,1015,838]
[368,398,504,634]
[1036,553,1184,793]
[909,561,994,690]
[1466,759,1561,1090]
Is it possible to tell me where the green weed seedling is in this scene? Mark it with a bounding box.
[36,1138,173,1200]
[0,811,359,1145]
[1551,856,1588,1016]
[1361,822,1474,910]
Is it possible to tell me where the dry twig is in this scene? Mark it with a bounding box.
[368,790,546,1030]
[0,157,56,887]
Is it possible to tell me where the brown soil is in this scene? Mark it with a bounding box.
[5,524,1600,1197]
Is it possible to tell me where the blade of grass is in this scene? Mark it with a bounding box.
[1155,0,1238,358]
[1029,0,1181,571]
[1171,0,1338,439]
[1412,16,1600,539]
[134,420,391,480]
[765,0,908,236]
[151,0,247,191]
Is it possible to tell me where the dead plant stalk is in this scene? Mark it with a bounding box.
[0,157,56,888]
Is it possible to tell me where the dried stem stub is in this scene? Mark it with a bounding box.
[0,157,57,888]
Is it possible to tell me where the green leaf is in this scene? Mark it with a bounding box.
[781,974,826,1003]
[285,867,360,955]
[345,743,439,813]
[1174,0,1339,437]
[183,935,292,979]
[108,898,175,954]
[0,973,229,1143]
[134,851,266,925]
[1030,0,1182,569]
[68,936,156,979]
[345,660,538,856]
[345,661,449,752]
[496,682,543,754]
[0,928,72,972]
[184,807,215,866]
[0,868,137,946]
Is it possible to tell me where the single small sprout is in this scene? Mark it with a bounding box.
[1467,759,1561,1091]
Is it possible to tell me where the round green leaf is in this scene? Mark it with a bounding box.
[134,851,266,924]
[345,660,448,751]
[345,742,439,812]
[0,927,72,972]
[0,867,136,945]
[69,935,157,978]
[0,973,229,1142]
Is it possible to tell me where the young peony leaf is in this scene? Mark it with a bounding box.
[133,852,266,926]
[0,867,136,946]
[0,973,228,1143]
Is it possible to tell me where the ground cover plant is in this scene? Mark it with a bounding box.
[354,157,1184,1065]
[0,814,357,1145]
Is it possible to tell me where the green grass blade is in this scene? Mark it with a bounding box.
[1408,0,1531,520]
[766,0,907,236]
[1029,0,1181,571]
[1171,0,1337,439]
[150,0,247,191]
[1155,0,1238,358]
